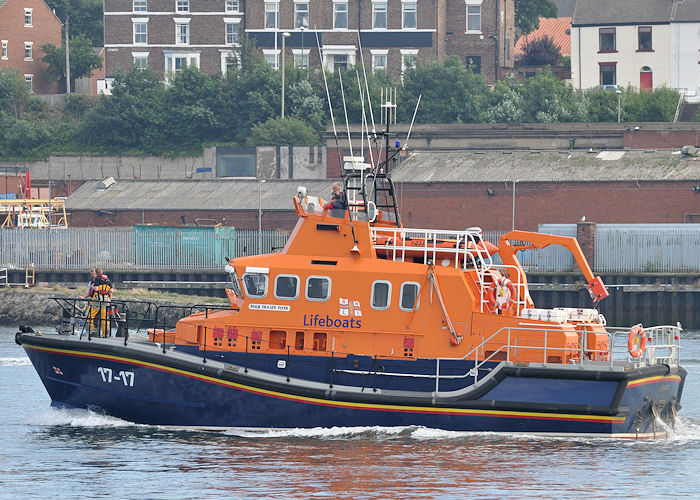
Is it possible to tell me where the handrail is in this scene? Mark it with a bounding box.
[674,89,686,122]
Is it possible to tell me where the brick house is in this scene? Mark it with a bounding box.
[0,0,62,94]
[104,0,514,83]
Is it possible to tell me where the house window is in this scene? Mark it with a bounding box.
[24,42,32,61]
[225,0,239,12]
[371,281,391,310]
[24,9,32,27]
[24,74,33,93]
[466,1,482,33]
[371,50,388,72]
[599,62,616,86]
[402,2,417,29]
[133,0,147,12]
[265,1,279,29]
[176,0,189,12]
[176,23,190,45]
[466,55,481,73]
[225,22,240,44]
[306,276,331,301]
[293,49,309,69]
[133,22,148,44]
[263,49,280,69]
[638,26,652,51]
[132,52,149,69]
[599,27,616,52]
[295,2,309,29]
[401,49,418,72]
[400,282,420,311]
[164,51,200,80]
[275,275,299,300]
[334,54,348,70]
[323,47,356,70]
[216,150,256,176]
[373,2,387,29]
[1,41,7,59]
[333,2,348,29]
[243,273,268,298]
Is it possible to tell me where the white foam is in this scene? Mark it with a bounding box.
[225,425,413,439]
[0,357,31,367]
[29,407,138,428]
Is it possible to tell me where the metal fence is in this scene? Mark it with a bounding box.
[1,224,698,272]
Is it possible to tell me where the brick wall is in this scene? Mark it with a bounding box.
[624,130,700,149]
[0,0,62,94]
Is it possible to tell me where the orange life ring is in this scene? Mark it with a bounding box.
[627,325,647,358]
[487,278,516,310]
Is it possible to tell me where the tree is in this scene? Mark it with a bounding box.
[517,35,561,66]
[247,117,321,146]
[515,0,558,35]
[45,0,104,45]
[41,34,102,92]
[0,68,30,119]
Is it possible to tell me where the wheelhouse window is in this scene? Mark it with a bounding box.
[265,1,279,29]
[275,275,299,300]
[371,281,391,310]
[402,2,417,29]
[638,26,652,51]
[295,2,309,29]
[306,276,331,301]
[400,282,420,311]
[373,2,387,29]
[243,273,268,298]
[599,62,616,87]
[333,1,348,29]
[465,0,482,33]
[599,27,616,52]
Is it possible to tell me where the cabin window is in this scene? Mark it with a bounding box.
[306,276,331,301]
[243,273,268,298]
[274,274,299,299]
[399,282,420,311]
[371,280,391,310]
[269,330,287,349]
[313,332,327,351]
[295,331,305,350]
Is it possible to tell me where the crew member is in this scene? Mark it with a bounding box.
[92,267,113,337]
[324,182,347,211]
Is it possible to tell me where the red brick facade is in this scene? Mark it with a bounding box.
[0,0,62,94]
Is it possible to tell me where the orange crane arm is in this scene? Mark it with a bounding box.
[498,230,610,302]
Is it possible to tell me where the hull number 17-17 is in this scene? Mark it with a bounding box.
[98,366,135,387]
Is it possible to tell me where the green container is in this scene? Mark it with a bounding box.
[135,225,235,269]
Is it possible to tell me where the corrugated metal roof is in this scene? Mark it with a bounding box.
[67,179,337,211]
[573,0,674,26]
[515,17,572,57]
[391,150,700,183]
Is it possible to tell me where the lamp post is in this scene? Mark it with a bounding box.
[67,172,71,196]
[258,179,265,254]
[299,26,306,76]
[616,88,622,123]
[281,31,291,118]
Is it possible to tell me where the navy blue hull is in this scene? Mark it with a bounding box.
[21,335,686,437]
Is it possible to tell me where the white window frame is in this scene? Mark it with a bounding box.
[1,40,7,60]
[133,18,149,45]
[164,50,200,81]
[24,42,33,61]
[274,274,300,300]
[372,1,387,29]
[294,1,309,29]
[399,282,421,311]
[265,1,279,30]
[225,0,240,12]
[224,18,241,45]
[333,1,348,29]
[371,280,392,310]
[292,48,310,69]
[174,18,191,45]
[133,0,147,12]
[176,0,189,12]
[401,49,418,73]
[24,8,33,27]
[262,48,280,69]
[220,49,237,74]
[242,272,268,299]
[305,276,332,302]
[24,74,33,93]
[402,1,417,29]
[371,49,388,72]
[322,45,356,70]
[132,51,149,69]
[465,0,483,34]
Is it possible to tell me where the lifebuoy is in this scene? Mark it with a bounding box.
[487,277,516,310]
[628,325,647,358]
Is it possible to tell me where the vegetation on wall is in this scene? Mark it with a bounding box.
[0,44,682,161]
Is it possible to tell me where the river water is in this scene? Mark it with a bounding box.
[2,325,700,499]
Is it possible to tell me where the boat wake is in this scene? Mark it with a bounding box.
[0,356,31,366]
[30,407,138,428]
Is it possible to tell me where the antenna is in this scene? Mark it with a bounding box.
[356,31,377,136]
[404,94,421,151]
[314,28,343,171]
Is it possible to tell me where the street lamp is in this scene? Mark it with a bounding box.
[281,31,291,118]
[258,179,266,254]
[616,88,622,123]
